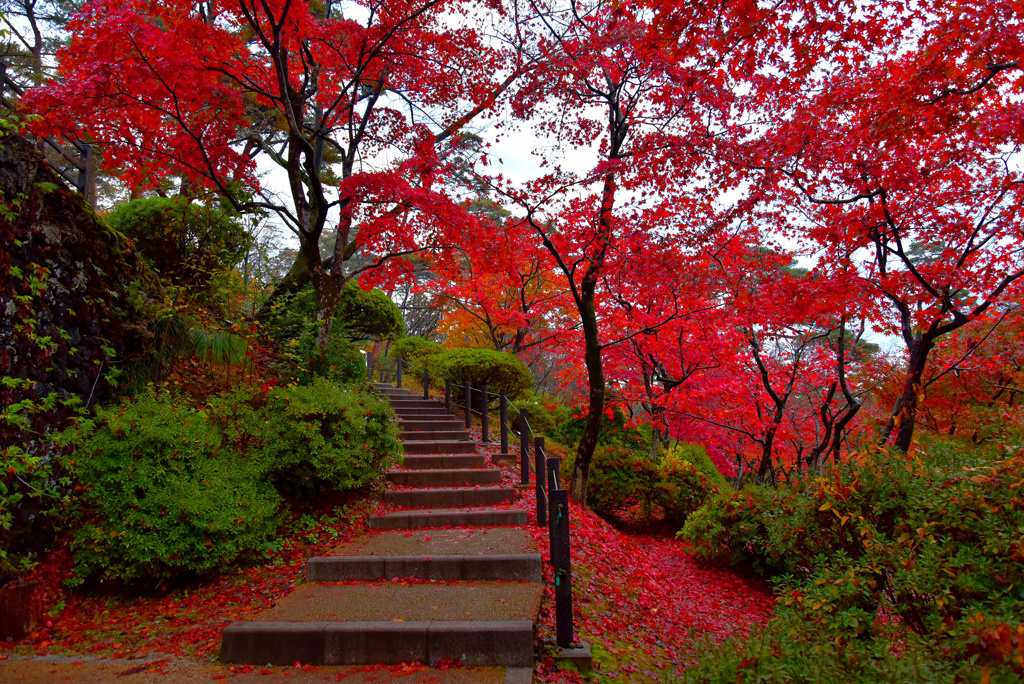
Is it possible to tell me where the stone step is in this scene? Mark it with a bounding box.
[402,439,476,454]
[307,553,542,582]
[392,407,456,417]
[402,453,487,469]
[369,508,528,530]
[388,468,501,487]
[221,619,534,667]
[398,429,472,441]
[397,418,465,432]
[385,486,513,509]
[387,398,446,409]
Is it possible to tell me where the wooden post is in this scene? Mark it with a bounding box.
[547,456,560,560]
[480,383,489,443]
[464,381,472,429]
[445,379,451,411]
[519,409,530,485]
[423,369,430,400]
[396,355,402,389]
[551,489,575,648]
[500,389,509,455]
[535,437,546,527]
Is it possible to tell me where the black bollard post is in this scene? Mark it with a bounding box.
[519,409,530,485]
[445,379,451,411]
[396,355,403,389]
[423,369,430,400]
[464,381,472,429]
[551,489,575,648]
[547,456,561,560]
[481,383,489,443]
[535,437,547,527]
[500,389,509,455]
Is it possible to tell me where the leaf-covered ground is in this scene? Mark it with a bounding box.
[473,440,776,682]
[3,429,774,681]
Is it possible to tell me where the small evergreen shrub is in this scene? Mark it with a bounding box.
[515,392,571,440]
[585,445,660,518]
[214,378,401,495]
[433,348,533,399]
[655,449,721,528]
[555,404,646,451]
[57,391,280,588]
[678,446,1024,682]
[105,196,251,287]
[389,336,444,363]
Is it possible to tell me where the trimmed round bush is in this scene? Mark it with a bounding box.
[585,445,660,518]
[432,348,533,398]
[57,391,281,588]
[216,378,402,495]
[389,336,444,362]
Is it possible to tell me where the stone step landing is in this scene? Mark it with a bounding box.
[307,553,542,582]
[387,468,501,487]
[384,486,514,509]
[221,619,533,667]
[369,508,528,530]
[402,453,487,469]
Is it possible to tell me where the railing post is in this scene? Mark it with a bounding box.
[519,409,530,485]
[464,381,472,429]
[79,143,93,206]
[547,456,561,560]
[499,389,509,455]
[445,379,451,411]
[480,383,489,443]
[550,489,575,648]
[535,437,547,527]
[423,369,430,400]
[396,355,403,389]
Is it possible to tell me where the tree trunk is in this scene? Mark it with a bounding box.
[890,338,934,452]
[570,280,604,504]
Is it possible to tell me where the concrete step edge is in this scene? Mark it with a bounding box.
[306,553,543,582]
[220,619,534,667]
[368,509,529,530]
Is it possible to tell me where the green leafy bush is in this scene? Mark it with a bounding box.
[214,378,401,495]
[432,348,533,399]
[585,445,660,518]
[297,328,367,383]
[334,280,405,342]
[105,197,252,287]
[655,449,722,528]
[56,391,280,588]
[554,403,646,452]
[678,446,1024,682]
[515,392,571,440]
[388,336,444,363]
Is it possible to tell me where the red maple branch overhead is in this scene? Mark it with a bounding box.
[23,0,521,348]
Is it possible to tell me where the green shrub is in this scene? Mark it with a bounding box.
[432,348,533,399]
[665,441,729,490]
[554,403,646,451]
[298,328,367,383]
[585,445,660,518]
[56,391,280,588]
[334,280,405,342]
[678,447,1024,682]
[388,336,444,362]
[515,392,571,440]
[214,378,401,495]
[105,197,252,287]
[655,450,721,528]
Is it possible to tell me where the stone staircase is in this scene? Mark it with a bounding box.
[219,383,540,679]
